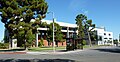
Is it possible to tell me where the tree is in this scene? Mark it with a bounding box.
[113,39,118,44]
[47,22,63,47]
[0,0,48,49]
[84,19,95,46]
[75,14,87,49]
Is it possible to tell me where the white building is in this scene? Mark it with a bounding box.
[38,20,114,46]
[35,19,78,47]
[5,19,114,48]
[91,27,113,45]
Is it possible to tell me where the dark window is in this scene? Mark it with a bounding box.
[69,28,75,31]
[109,38,112,39]
[104,38,107,39]
[62,27,67,30]
[98,36,102,41]
[109,34,111,36]
[104,33,106,35]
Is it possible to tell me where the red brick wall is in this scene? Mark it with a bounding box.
[39,40,66,47]
[43,40,48,47]
[57,42,66,47]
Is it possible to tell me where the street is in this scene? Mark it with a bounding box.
[0,46,120,62]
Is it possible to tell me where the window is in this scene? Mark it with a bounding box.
[104,33,106,35]
[109,34,111,36]
[69,28,75,31]
[104,38,107,39]
[109,38,112,39]
[98,36,102,41]
[62,27,67,30]
[42,33,44,35]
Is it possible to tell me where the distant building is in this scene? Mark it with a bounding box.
[90,27,113,45]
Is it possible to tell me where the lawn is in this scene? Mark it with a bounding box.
[0,45,100,52]
[28,46,66,52]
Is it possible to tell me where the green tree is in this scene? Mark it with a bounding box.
[0,0,48,49]
[113,39,118,44]
[75,14,87,49]
[47,22,63,47]
[84,19,95,46]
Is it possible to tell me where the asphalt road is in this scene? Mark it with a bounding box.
[0,46,120,62]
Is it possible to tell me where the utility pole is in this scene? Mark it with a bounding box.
[47,12,55,53]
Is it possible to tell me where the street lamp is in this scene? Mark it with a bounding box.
[47,12,55,52]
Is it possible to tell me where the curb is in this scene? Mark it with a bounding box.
[27,50,83,55]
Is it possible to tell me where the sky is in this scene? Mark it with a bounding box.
[0,0,120,41]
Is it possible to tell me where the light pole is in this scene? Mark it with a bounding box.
[47,12,55,52]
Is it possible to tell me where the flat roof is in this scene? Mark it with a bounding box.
[41,19,77,28]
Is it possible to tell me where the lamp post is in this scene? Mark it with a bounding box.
[47,12,55,52]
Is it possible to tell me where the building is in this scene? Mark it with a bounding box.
[90,27,113,45]
[36,19,78,47]
[4,19,114,48]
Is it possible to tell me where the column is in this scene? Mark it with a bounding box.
[66,27,69,50]
[67,27,69,38]
[36,33,38,47]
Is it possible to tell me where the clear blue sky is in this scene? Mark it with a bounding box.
[0,0,120,41]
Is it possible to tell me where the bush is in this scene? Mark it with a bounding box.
[82,40,86,45]
[38,38,44,47]
[0,43,9,49]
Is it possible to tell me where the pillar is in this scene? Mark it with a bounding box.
[36,33,38,47]
[67,27,69,38]
[66,27,70,50]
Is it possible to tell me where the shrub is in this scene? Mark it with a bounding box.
[38,38,44,47]
[0,43,9,49]
[82,40,86,45]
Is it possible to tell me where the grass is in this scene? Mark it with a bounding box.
[0,47,66,52]
[0,45,101,52]
[29,45,99,52]
[28,46,66,52]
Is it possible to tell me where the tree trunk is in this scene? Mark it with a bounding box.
[9,36,12,49]
[88,31,92,47]
[24,39,28,51]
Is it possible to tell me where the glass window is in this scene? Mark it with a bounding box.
[109,38,112,39]
[109,34,111,36]
[69,28,75,31]
[104,38,107,39]
[98,36,102,41]
[62,27,67,30]
[104,33,106,35]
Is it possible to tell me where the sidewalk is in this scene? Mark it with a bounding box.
[27,49,83,55]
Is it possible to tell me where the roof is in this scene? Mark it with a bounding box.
[41,19,77,28]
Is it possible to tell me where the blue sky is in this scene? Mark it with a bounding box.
[45,0,120,39]
[0,0,120,41]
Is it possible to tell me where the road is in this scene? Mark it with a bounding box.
[0,46,120,62]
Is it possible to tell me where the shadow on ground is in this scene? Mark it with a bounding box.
[0,59,78,62]
[56,50,68,52]
[93,47,120,53]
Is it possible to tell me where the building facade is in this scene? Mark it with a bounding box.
[4,19,114,48]
[35,19,78,47]
[91,27,113,45]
